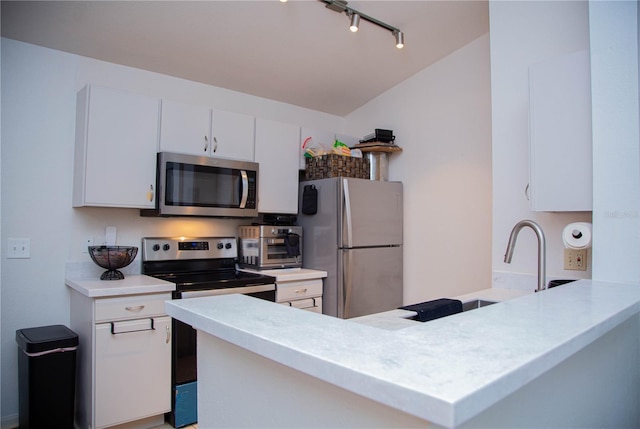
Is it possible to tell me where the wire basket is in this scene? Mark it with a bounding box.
[88,246,138,280]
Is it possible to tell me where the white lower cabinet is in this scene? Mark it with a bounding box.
[95,317,171,428]
[70,290,172,429]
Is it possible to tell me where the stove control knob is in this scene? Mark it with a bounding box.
[163,244,171,251]
[217,242,224,250]
[225,242,232,249]
[152,244,160,252]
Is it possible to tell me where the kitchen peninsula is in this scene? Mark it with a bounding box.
[165,280,640,428]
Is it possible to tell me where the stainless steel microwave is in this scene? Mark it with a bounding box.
[141,152,259,218]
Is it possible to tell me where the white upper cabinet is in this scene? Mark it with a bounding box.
[255,118,300,214]
[160,101,255,161]
[211,109,256,161]
[529,50,593,212]
[73,85,159,208]
[160,99,211,156]
[299,127,336,169]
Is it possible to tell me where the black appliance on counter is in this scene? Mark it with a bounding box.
[141,237,276,428]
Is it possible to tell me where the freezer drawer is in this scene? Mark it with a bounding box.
[340,246,403,319]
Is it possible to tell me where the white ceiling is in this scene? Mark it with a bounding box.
[1,0,489,116]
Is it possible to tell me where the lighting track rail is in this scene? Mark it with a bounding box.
[314,0,405,49]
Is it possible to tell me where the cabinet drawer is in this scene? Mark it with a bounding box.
[276,279,322,302]
[94,293,171,322]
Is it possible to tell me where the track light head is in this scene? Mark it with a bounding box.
[349,13,360,32]
[394,31,404,49]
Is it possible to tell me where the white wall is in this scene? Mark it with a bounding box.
[588,1,640,283]
[0,37,345,426]
[489,1,593,291]
[345,35,493,305]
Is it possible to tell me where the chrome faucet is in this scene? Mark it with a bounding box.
[504,220,547,292]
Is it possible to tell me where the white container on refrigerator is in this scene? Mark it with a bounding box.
[298,178,403,318]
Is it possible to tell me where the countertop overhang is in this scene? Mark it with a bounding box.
[165,280,640,427]
[66,275,175,297]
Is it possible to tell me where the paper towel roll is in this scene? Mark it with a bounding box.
[562,222,592,249]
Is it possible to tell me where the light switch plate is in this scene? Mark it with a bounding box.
[564,248,587,271]
[8,238,31,259]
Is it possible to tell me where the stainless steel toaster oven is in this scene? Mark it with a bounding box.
[238,225,302,269]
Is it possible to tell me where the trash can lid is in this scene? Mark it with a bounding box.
[16,324,78,353]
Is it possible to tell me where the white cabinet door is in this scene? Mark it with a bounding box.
[299,127,336,169]
[255,118,300,214]
[159,99,211,156]
[95,316,171,429]
[529,50,593,212]
[73,85,159,208]
[211,109,255,161]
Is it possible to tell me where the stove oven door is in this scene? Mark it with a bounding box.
[170,284,276,428]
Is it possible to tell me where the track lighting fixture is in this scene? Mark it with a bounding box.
[349,12,360,33]
[315,0,405,49]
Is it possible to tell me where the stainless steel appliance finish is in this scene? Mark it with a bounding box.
[297,178,403,319]
[141,152,259,218]
[141,237,275,428]
[238,225,303,269]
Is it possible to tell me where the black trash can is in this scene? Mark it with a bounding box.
[16,324,78,429]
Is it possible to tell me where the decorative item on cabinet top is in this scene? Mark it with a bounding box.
[88,246,138,280]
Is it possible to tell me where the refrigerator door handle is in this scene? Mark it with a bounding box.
[342,249,354,319]
[343,178,353,248]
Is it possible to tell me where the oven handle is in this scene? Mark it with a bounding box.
[180,283,275,299]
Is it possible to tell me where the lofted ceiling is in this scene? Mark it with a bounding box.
[1,0,489,116]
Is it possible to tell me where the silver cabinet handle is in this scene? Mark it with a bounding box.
[125,305,145,312]
[165,325,171,344]
[295,288,308,294]
[147,185,154,202]
[204,135,209,152]
[213,136,218,153]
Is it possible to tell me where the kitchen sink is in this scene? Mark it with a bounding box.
[462,299,497,311]
[403,298,499,323]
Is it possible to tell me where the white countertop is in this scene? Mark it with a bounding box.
[165,280,640,428]
[66,274,175,297]
[239,267,327,282]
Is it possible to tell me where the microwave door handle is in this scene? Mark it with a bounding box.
[239,170,249,208]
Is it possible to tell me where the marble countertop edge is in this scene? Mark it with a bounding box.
[165,280,640,428]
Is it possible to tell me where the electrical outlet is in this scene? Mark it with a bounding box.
[564,248,587,271]
[83,237,94,253]
[7,238,31,259]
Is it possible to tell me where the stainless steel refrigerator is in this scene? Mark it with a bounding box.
[298,178,403,318]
